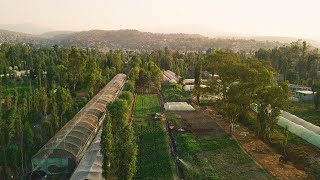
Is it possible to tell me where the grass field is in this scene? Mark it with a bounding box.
[288,102,320,126]
[133,94,175,180]
[168,113,272,180]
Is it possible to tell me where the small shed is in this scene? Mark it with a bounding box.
[182,79,195,85]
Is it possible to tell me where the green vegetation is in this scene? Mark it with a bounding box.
[169,117,271,180]
[133,94,174,180]
[101,86,137,180]
[134,94,161,118]
[288,102,320,126]
[0,44,127,179]
[161,83,191,102]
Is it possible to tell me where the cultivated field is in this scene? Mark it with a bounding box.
[133,94,175,180]
[167,111,273,180]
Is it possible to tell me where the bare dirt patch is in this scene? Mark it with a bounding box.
[174,111,226,137]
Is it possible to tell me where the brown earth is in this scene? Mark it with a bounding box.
[174,111,226,137]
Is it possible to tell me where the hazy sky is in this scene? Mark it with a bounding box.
[1,0,320,39]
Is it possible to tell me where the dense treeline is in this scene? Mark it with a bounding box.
[255,40,319,84]
[255,40,320,109]
[101,81,137,180]
[0,43,128,179]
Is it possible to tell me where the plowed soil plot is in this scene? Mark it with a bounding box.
[174,112,226,137]
[168,111,273,180]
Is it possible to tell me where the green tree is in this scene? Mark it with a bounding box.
[117,125,137,180]
[84,58,101,93]
[136,68,151,91]
[119,91,134,105]
[23,121,33,167]
[56,87,72,127]
[107,99,130,174]
[101,114,113,179]
[255,83,289,139]
[68,48,87,91]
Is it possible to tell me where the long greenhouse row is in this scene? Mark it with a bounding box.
[31,74,126,179]
[278,111,320,148]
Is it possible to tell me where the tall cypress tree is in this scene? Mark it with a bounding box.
[101,114,113,179]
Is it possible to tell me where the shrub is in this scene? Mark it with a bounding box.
[119,91,134,105]
[125,80,135,93]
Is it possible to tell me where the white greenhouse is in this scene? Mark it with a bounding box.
[281,111,320,135]
[277,117,320,148]
[164,102,195,111]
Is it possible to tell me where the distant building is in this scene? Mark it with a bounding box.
[295,90,315,101]
[289,84,312,93]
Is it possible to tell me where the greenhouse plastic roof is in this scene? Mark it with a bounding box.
[164,102,195,111]
[32,74,126,164]
[70,130,103,180]
[278,116,320,148]
[163,70,180,82]
[281,111,320,135]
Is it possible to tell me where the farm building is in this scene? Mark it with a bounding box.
[183,85,208,92]
[31,74,126,179]
[294,90,315,101]
[289,84,312,92]
[164,102,195,111]
[182,79,195,85]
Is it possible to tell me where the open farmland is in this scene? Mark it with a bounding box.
[133,94,175,180]
[168,112,273,180]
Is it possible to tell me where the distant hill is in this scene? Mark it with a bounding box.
[40,31,75,38]
[0,29,40,44]
[47,29,284,51]
[0,29,285,51]
[0,23,53,35]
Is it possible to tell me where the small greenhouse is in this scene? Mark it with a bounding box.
[163,70,180,82]
[183,85,208,92]
[164,102,195,111]
[277,116,320,148]
[163,74,170,82]
[281,111,320,135]
[182,79,195,85]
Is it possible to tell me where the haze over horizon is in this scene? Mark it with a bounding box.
[1,0,320,41]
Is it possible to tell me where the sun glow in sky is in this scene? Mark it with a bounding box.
[1,0,320,40]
